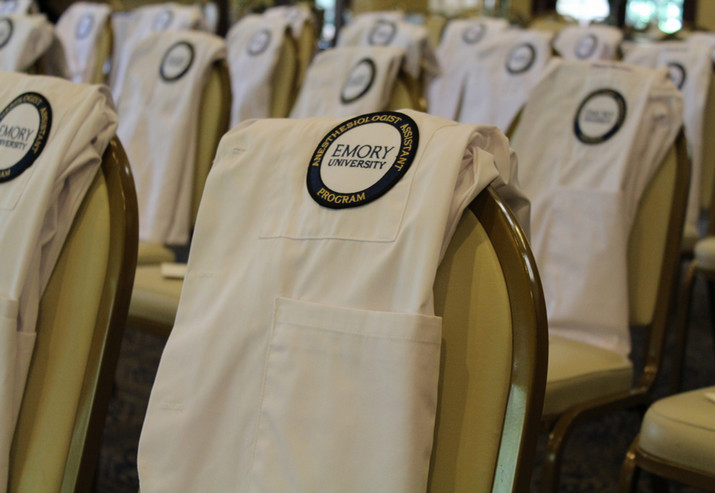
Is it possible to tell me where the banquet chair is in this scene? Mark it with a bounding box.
[9,137,139,492]
[539,132,690,492]
[429,185,548,492]
[269,29,299,118]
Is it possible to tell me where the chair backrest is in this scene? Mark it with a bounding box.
[429,186,548,492]
[293,17,316,92]
[270,30,299,118]
[9,137,138,492]
[192,59,231,226]
[701,67,715,233]
[387,69,422,110]
[90,16,112,84]
[627,131,689,388]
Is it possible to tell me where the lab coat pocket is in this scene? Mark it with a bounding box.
[249,297,442,493]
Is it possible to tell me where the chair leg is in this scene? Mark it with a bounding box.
[651,474,671,493]
[539,413,580,493]
[669,261,698,394]
[618,438,641,493]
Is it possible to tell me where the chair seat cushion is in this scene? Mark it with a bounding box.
[694,237,715,271]
[681,223,700,254]
[640,386,715,475]
[544,335,633,416]
[128,265,183,327]
[137,241,175,265]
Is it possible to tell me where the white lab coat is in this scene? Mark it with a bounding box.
[553,24,622,61]
[0,14,52,72]
[0,71,117,491]
[56,2,111,83]
[138,110,521,492]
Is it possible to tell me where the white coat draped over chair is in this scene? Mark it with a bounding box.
[552,24,622,61]
[115,30,226,247]
[226,14,293,126]
[0,14,59,73]
[137,110,525,492]
[55,2,111,84]
[623,40,713,230]
[427,17,510,119]
[0,0,33,15]
[457,29,554,132]
[290,46,404,118]
[0,72,118,491]
[109,2,205,101]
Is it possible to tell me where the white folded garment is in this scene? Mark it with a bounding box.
[116,30,226,246]
[553,24,623,61]
[427,17,510,119]
[227,14,290,127]
[458,28,554,131]
[623,40,712,229]
[290,46,405,118]
[511,60,682,356]
[56,2,111,83]
[337,16,438,79]
[264,4,315,38]
[0,14,53,72]
[0,72,117,490]
[110,2,205,101]
[138,109,523,492]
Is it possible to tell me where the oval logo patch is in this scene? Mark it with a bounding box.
[307,111,419,209]
[0,92,52,182]
[160,41,194,82]
[152,9,173,31]
[574,89,627,144]
[75,13,94,40]
[462,23,486,44]
[575,34,598,59]
[667,62,686,90]
[506,42,536,74]
[0,17,13,49]
[340,58,376,104]
[247,28,271,56]
[368,20,396,46]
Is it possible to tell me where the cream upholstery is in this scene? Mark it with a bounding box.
[9,138,138,492]
[694,236,715,270]
[127,264,182,333]
[137,242,174,264]
[682,222,701,254]
[270,31,298,118]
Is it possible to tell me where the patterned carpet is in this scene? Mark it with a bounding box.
[93,267,715,493]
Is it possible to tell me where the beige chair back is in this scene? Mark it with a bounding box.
[387,70,422,110]
[293,18,317,92]
[9,137,139,493]
[90,17,113,85]
[429,186,548,492]
[701,68,715,233]
[270,29,299,118]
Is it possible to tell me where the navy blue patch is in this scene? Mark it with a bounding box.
[152,9,173,31]
[0,17,13,49]
[667,62,686,90]
[247,28,271,56]
[159,41,194,82]
[462,23,486,44]
[75,13,94,40]
[506,42,536,74]
[368,20,396,46]
[340,58,376,104]
[574,89,627,145]
[0,92,52,182]
[575,34,598,59]
[307,111,419,209]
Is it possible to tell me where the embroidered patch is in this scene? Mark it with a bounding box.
[75,12,94,39]
[0,17,13,49]
[159,41,194,82]
[506,42,536,74]
[0,92,52,182]
[575,34,598,59]
[0,0,17,15]
[667,62,686,89]
[152,9,173,31]
[247,28,271,56]
[368,20,396,46]
[307,111,419,209]
[340,58,376,104]
[574,89,627,144]
[462,23,486,44]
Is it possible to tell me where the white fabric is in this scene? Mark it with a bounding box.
[290,46,404,118]
[116,30,226,246]
[109,3,205,101]
[688,31,715,62]
[337,16,437,79]
[0,71,116,491]
[264,4,314,38]
[350,10,405,23]
[623,40,712,229]
[553,25,622,61]
[458,29,554,131]
[0,14,53,72]
[427,17,509,119]
[0,0,32,15]
[227,15,290,127]
[56,2,111,83]
[138,110,519,492]
[511,60,682,355]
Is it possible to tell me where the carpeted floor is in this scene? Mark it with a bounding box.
[93,268,715,493]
